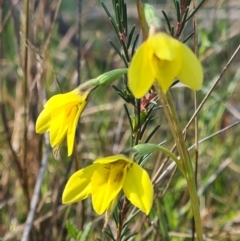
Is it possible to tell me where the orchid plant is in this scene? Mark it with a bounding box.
[36,1,205,240]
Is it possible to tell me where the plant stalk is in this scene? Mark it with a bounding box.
[157,87,203,241]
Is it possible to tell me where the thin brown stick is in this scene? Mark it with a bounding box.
[21,141,50,241]
[76,0,84,230]
[22,0,30,208]
[42,0,62,57]
[77,0,82,86]
[115,199,129,241]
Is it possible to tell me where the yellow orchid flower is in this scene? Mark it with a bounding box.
[36,87,93,157]
[36,68,128,157]
[128,32,203,98]
[62,154,153,215]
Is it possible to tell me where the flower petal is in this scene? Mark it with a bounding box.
[91,162,127,215]
[62,164,99,204]
[94,154,132,164]
[123,163,153,214]
[149,34,183,93]
[151,54,182,93]
[67,102,87,156]
[36,108,51,133]
[177,43,203,90]
[149,32,181,61]
[49,108,67,147]
[44,89,82,109]
[128,42,155,98]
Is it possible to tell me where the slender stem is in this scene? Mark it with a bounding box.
[23,0,30,208]
[155,146,183,172]
[136,0,148,41]
[42,0,62,56]
[21,142,50,241]
[192,7,198,239]
[116,199,128,241]
[157,88,203,241]
[77,0,82,86]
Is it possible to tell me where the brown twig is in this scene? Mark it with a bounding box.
[174,0,189,38]
[116,198,129,241]
[22,0,30,208]
[21,138,50,241]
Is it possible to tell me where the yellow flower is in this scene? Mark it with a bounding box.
[36,88,92,157]
[128,32,203,98]
[62,154,153,215]
[36,69,128,157]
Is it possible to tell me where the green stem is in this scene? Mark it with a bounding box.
[157,88,203,241]
[134,143,183,173]
[136,0,148,41]
[155,146,183,172]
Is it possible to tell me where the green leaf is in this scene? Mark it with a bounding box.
[127,25,136,49]
[66,221,81,239]
[80,223,92,241]
[162,10,172,34]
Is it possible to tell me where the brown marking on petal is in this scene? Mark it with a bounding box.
[114,170,124,183]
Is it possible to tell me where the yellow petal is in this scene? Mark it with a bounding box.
[49,108,67,147]
[177,42,203,90]
[94,154,132,164]
[67,102,87,156]
[149,34,183,93]
[149,32,180,61]
[44,89,82,109]
[91,162,127,215]
[123,163,153,214]
[36,108,51,133]
[128,42,155,98]
[62,164,98,204]
[151,53,182,93]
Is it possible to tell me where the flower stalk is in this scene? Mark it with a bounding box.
[157,87,203,241]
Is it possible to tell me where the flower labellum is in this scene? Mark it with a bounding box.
[128,32,203,98]
[62,154,153,215]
